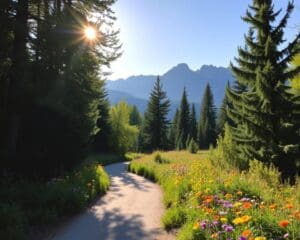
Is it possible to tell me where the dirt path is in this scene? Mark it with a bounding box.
[48,162,175,240]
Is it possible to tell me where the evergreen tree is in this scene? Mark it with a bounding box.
[189,104,198,141]
[226,0,300,179]
[0,0,121,177]
[216,92,233,136]
[93,85,112,153]
[198,84,217,149]
[141,76,170,152]
[176,87,190,150]
[129,105,142,126]
[168,108,179,149]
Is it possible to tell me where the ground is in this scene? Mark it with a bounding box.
[47,162,175,240]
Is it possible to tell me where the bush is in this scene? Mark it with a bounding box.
[248,159,280,188]
[0,162,110,239]
[187,138,198,154]
[0,203,24,240]
[154,152,170,164]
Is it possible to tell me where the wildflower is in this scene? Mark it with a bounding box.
[243,202,252,209]
[233,215,251,225]
[222,224,234,232]
[193,222,200,230]
[220,217,228,223]
[241,215,251,222]
[242,229,251,237]
[225,193,233,199]
[283,233,289,238]
[293,210,300,220]
[234,202,242,208]
[219,211,227,216]
[211,233,218,238]
[269,204,277,210]
[237,191,243,196]
[200,220,207,229]
[284,203,293,209]
[279,220,289,228]
[239,237,247,240]
[223,201,234,208]
[254,237,266,240]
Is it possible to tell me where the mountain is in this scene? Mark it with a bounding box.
[106,64,235,117]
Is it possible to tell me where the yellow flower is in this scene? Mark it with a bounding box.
[225,193,233,199]
[220,217,228,223]
[254,237,266,240]
[193,222,199,230]
[237,191,243,196]
[234,202,242,208]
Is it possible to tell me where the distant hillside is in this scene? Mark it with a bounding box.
[106,64,235,117]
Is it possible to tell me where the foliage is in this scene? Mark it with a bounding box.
[187,138,199,154]
[198,84,217,149]
[129,151,300,240]
[189,104,198,142]
[0,160,110,239]
[290,53,300,95]
[210,123,242,169]
[176,88,190,150]
[0,0,120,177]
[140,77,171,152]
[226,0,300,180]
[109,101,139,154]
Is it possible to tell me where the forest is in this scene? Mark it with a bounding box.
[0,0,300,239]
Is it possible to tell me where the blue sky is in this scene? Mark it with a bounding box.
[109,0,300,80]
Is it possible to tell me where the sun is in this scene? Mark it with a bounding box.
[84,26,97,40]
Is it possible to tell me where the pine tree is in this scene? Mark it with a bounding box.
[141,76,170,152]
[93,85,112,153]
[129,105,142,126]
[226,0,300,179]
[168,108,179,150]
[198,84,217,149]
[189,103,198,141]
[176,87,190,150]
[216,92,233,136]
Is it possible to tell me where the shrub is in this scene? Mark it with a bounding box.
[154,152,170,164]
[0,203,24,240]
[248,159,280,188]
[187,138,198,154]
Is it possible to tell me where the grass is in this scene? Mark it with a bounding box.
[129,151,300,240]
[0,154,114,240]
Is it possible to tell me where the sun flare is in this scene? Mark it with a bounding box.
[84,26,97,40]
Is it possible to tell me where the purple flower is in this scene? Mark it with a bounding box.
[223,201,233,208]
[200,221,207,229]
[239,237,247,240]
[222,224,234,232]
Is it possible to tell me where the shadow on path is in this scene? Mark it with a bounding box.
[49,162,173,240]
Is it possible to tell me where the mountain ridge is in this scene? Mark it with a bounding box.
[106,64,235,117]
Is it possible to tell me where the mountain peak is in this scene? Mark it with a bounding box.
[168,63,190,72]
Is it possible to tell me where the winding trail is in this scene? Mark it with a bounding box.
[49,162,175,240]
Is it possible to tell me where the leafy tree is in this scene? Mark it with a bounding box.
[176,88,190,150]
[198,84,217,149]
[141,77,170,152]
[109,101,139,154]
[226,0,300,179]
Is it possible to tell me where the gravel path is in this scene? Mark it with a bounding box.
[48,162,175,240]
